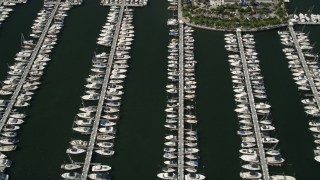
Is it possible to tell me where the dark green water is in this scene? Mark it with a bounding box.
[0,0,320,179]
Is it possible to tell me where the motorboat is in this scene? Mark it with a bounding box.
[97,142,114,148]
[157,172,177,180]
[66,148,86,154]
[95,149,115,156]
[88,172,110,180]
[241,164,261,171]
[185,173,206,180]
[92,165,112,172]
[240,171,262,179]
[70,140,88,147]
[61,172,81,179]
[61,163,82,170]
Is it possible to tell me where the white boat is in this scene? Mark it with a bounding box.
[157,172,177,180]
[97,135,115,141]
[0,138,19,145]
[240,171,262,179]
[66,148,86,154]
[97,142,114,148]
[73,127,92,133]
[241,164,261,171]
[70,140,88,147]
[185,173,206,180]
[267,156,285,164]
[61,163,82,170]
[92,165,112,172]
[95,149,115,156]
[88,172,110,180]
[0,159,11,167]
[61,172,81,179]
[240,154,259,163]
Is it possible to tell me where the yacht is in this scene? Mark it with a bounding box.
[92,165,112,172]
[61,163,82,170]
[157,172,177,180]
[240,171,262,179]
[185,173,206,180]
[241,164,261,171]
[95,149,115,156]
[66,148,86,154]
[61,172,81,179]
[88,172,110,180]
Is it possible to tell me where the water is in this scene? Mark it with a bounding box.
[0,0,319,179]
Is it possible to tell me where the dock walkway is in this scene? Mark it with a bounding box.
[80,4,125,179]
[177,20,184,180]
[236,29,270,180]
[288,24,320,111]
[0,0,61,133]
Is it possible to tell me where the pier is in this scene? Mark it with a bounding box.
[288,24,320,111]
[177,20,184,180]
[80,4,125,179]
[236,29,270,180]
[0,0,61,132]
[100,0,147,7]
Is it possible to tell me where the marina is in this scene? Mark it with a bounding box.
[0,0,27,28]
[225,30,295,179]
[278,24,320,163]
[0,0,81,176]
[157,0,205,179]
[0,0,320,179]
[60,0,150,179]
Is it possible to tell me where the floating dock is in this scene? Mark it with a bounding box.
[0,0,62,133]
[80,4,125,180]
[236,29,270,180]
[177,20,184,180]
[288,24,320,110]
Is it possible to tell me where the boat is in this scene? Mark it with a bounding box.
[185,173,206,180]
[61,163,82,170]
[241,164,261,171]
[66,148,86,154]
[70,140,88,147]
[95,149,115,156]
[96,142,114,148]
[240,171,262,179]
[61,172,81,179]
[92,165,112,172]
[157,172,177,180]
[88,172,110,180]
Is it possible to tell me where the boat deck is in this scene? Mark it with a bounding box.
[0,0,62,134]
[236,29,270,180]
[80,4,125,180]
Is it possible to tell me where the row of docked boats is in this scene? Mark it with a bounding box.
[101,0,147,6]
[290,13,320,24]
[0,1,78,177]
[278,30,320,163]
[157,1,205,179]
[225,32,295,180]
[0,0,27,28]
[61,6,134,180]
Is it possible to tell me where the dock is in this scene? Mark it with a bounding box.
[236,29,270,180]
[0,0,61,133]
[100,0,147,7]
[80,4,125,179]
[288,24,320,111]
[177,20,184,180]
